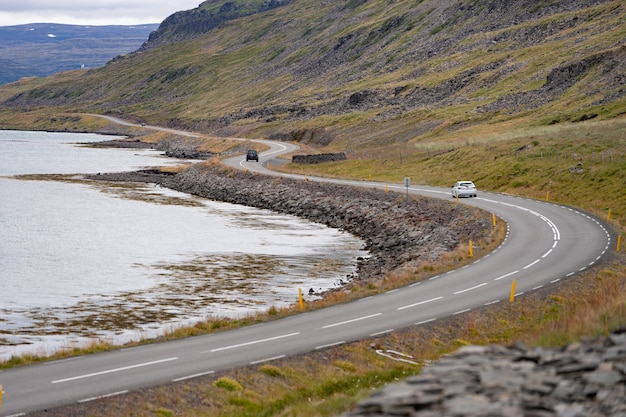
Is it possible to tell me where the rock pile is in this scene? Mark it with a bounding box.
[343,331,626,417]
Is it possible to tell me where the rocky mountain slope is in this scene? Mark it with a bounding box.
[0,0,624,149]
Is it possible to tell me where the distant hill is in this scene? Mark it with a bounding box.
[0,23,159,84]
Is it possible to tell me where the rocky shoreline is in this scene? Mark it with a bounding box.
[88,163,492,286]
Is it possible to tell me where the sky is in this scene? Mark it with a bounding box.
[0,1,204,27]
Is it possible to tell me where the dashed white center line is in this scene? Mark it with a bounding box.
[494,270,519,281]
[397,296,443,311]
[322,313,382,329]
[454,282,487,295]
[52,357,179,384]
[208,332,300,353]
[524,259,540,269]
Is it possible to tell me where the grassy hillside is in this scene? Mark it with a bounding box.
[0,0,624,147]
[0,1,625,415]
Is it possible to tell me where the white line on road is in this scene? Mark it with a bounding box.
[207,332,300,353]
[494,270,519,281]
[322,313,382,329]
[370,329,394,337]
[524,259,541,269]
[397,296,443,311]
[250,355,286,365]
[454,282,488,295]
[52,357,178,384]
[316,341,346,350]
[78,390,129,403]
[172,371,215,382]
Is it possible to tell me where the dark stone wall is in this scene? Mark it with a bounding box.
[292,153,347,164]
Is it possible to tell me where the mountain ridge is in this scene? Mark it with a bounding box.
[0,0,624,149]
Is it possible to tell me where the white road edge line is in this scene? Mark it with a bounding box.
[78,390,129,403]
[51,357,179,384]
[316,341,347,350]
[173,371,215,382]
[250,355,286,365]
[370,329,394,337]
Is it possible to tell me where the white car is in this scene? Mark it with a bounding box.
[452,181,477,198]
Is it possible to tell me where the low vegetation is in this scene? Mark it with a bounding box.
[0,0,624,415]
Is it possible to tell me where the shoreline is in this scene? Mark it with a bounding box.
[87,163,494,288]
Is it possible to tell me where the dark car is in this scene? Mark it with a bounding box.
[246,149,259,162]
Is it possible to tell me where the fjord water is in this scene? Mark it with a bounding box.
[0,130,365,359]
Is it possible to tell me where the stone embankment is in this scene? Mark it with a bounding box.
[292,152,347,164]
[342,330,626,417]
[89,163,491,285]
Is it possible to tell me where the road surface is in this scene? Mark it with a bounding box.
[0,121,614,416]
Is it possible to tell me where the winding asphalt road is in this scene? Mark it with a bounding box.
[0,128,614,416]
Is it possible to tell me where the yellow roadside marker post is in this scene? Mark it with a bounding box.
[298,288,304,310]
[510,281,517,303]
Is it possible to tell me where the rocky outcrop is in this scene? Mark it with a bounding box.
[141,0,293,49]
[343,330,626,417]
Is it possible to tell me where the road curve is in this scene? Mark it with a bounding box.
[0,129,614,416]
